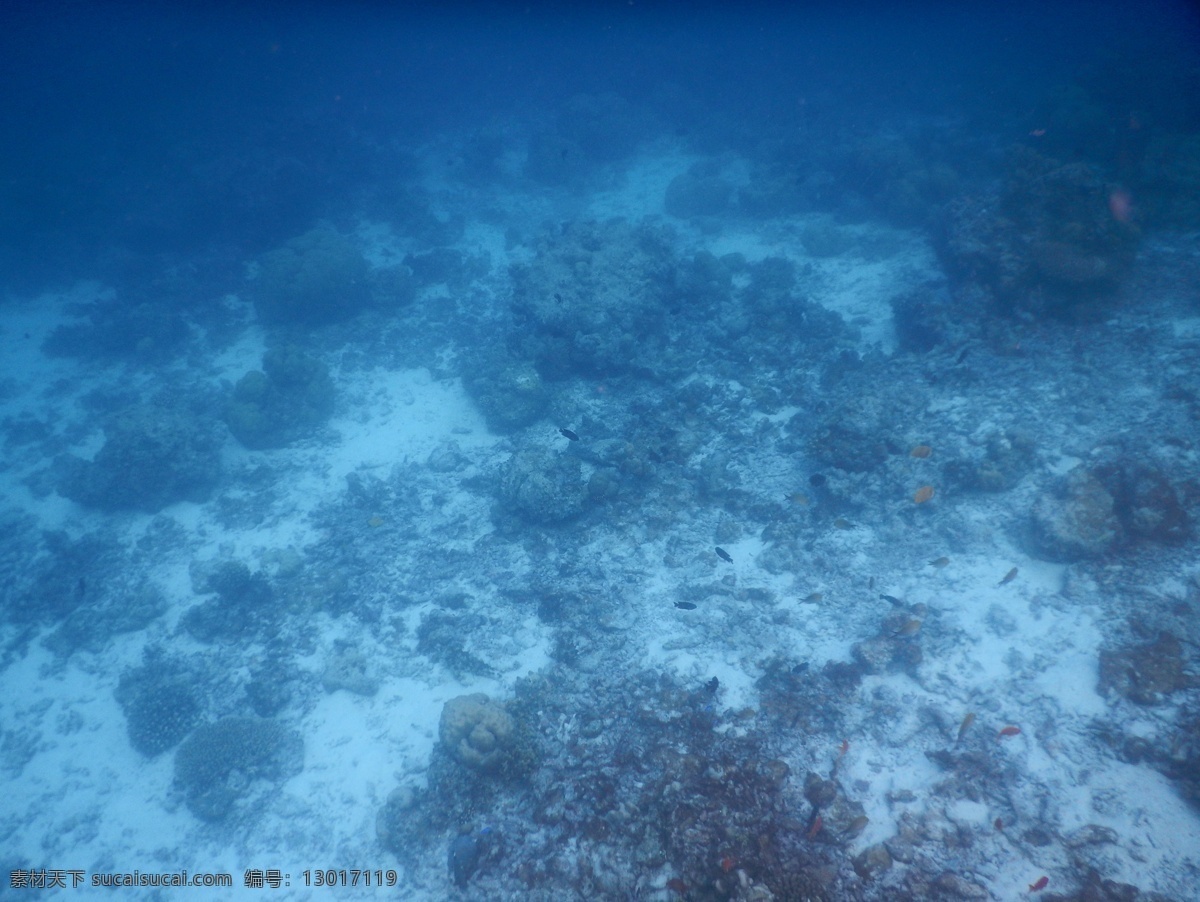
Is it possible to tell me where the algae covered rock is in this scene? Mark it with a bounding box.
[1098,632,1188,705]
[1094,460,1190,544]
[1028,466,1119,562]
[321,646,379,696]
[497,449,587,524]
[438,693,515,771]
[464,358,550,433]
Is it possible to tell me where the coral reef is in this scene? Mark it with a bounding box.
[936,148,1140,315]
[224,345,335,449]
[116,652,202,757]
[382,669,863,898]
[173,717,303,821]
[462,356,550,433]
[252,226,370,325]
[509,219,675,377]
[416,610,500,681]
[56,403,223,512]
[42,296,189,361]
[181,560,278,643]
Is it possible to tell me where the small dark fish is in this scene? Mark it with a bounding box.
[75,577,87,600]
[705,677,719,694]
[715,547,733,563]
[955,346,970,365]
[833,517,853,529]
[558,427,579,441]
[554,292,564,304]
[674,601,697,610]
[791,662,810,675]
[998,566,1018,586]
[802,592,823,603]
[929,556,950,568]
[880,594,903,605]
[956,712,976,744]
[809,473,827,487]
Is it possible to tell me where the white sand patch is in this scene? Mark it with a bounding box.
[585,145,695,220]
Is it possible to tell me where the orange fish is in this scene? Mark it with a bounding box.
[720,856,738,873]
[913,485,935,504]
[806,814,823,839]
[910,445,932,458]
[998,726,1021,739]
[1029,875,1049,892]
[666,878,688,894]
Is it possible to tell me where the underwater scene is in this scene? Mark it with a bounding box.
[2,1,1200,899]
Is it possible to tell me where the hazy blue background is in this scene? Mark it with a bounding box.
[1,1,1197,288]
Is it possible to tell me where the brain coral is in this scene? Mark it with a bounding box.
[438,693,515,771]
